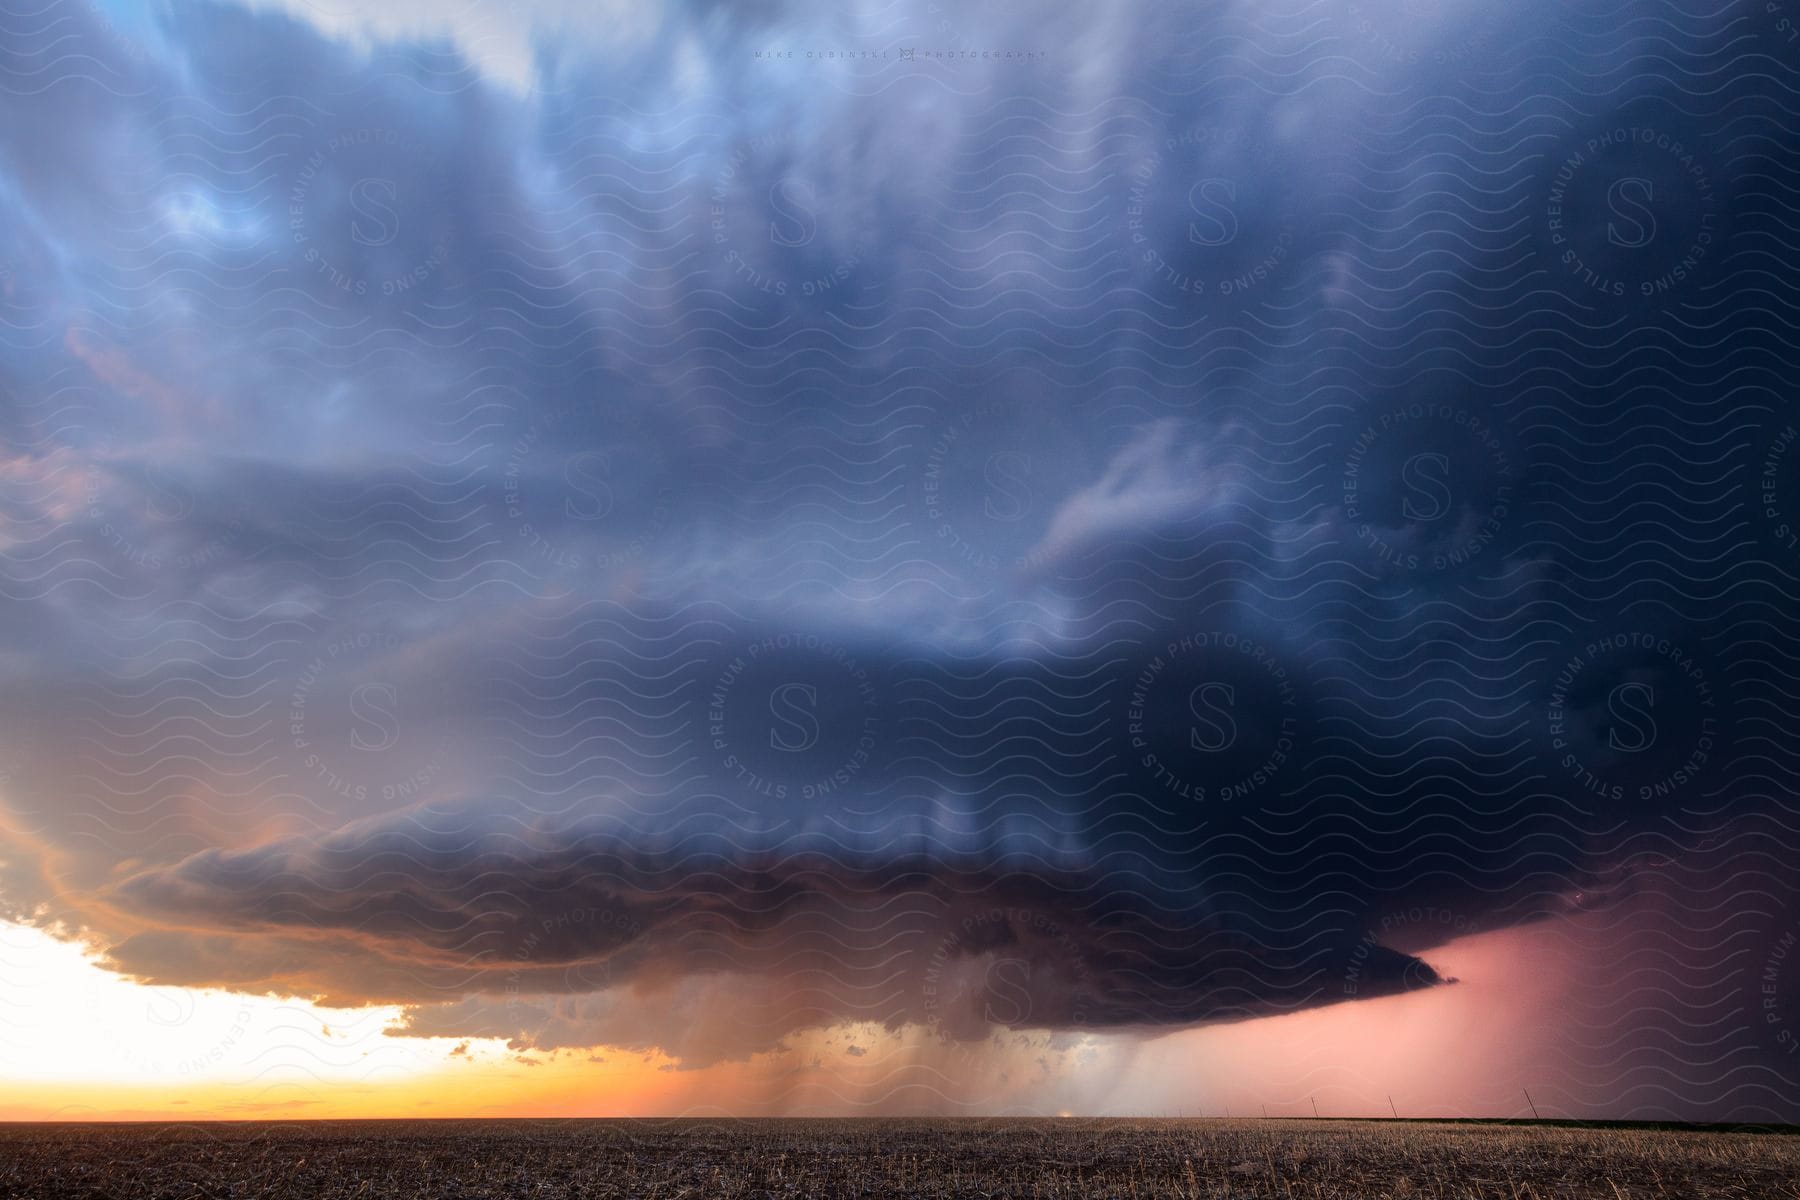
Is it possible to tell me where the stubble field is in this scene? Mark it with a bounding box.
[2,1118,1798,1199]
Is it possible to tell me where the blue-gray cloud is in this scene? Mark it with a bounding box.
[1,0,1798,1119]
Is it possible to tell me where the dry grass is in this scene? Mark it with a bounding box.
[3,1118,1798,1199]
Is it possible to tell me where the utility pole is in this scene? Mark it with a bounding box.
[1388,1095,1398,1120]
[1311,1096,1319,1119]
[1524,1089,1541,1120]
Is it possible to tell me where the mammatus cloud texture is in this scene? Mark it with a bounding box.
[2,0,1800,1118]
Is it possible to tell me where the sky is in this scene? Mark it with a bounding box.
[1,0,1799,1122]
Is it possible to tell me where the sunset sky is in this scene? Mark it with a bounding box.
[2,0,1799,1123]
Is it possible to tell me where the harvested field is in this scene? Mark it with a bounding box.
[2,1118,1798,1199]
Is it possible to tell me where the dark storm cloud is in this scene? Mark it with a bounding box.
[108,801,1442,1062]
[2,0,1799,1116]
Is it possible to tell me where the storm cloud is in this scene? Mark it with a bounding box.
[3,0,1799,1119]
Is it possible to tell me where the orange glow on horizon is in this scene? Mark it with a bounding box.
[1,917,1575,1120]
